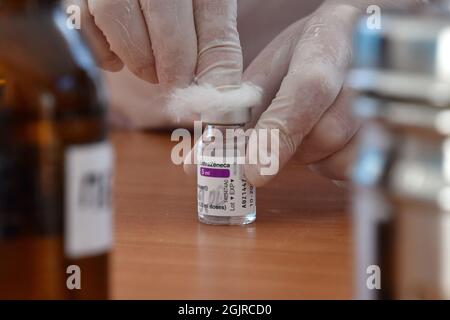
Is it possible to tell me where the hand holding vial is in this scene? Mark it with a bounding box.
[67,0,434,187]
[64,0,243,87]
[181,0,428,187]
[242,0,431,187]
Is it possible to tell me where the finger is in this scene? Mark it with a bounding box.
[308,132,360,181]
[193,0,243,87]
[87,0,157,83]
[295,87,360,164]
[139,0,197,85]
[243,19,307,127]
[63,0,123,71]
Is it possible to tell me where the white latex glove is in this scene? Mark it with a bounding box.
[242,0,431,187]
[65,0,243,88]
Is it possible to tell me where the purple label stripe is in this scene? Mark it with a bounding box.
[200,167,230,178]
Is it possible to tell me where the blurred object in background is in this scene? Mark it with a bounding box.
[0,0,113,299]
[0,65,5,88]
[350,1,450,300]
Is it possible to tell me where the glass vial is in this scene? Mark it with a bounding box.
[197,123,256,225]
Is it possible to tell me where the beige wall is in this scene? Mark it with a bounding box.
[238,0,322,66]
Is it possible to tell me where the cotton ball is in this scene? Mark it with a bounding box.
[167,83,263,122]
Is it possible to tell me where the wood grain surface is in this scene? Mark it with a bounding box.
[111,131,353,299]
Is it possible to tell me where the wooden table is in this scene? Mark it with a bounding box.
[111,131,352,299]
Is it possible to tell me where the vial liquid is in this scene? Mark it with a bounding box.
[197,123,256,225]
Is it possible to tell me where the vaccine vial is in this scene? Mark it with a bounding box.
[197,109,256,225]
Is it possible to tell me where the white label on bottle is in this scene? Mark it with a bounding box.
[65,142,114,259]
[197,157,256,217]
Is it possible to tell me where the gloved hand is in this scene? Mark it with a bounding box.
[242,0,430,187]
[64,0,243,88]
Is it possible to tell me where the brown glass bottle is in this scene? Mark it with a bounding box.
[0,0,112,299]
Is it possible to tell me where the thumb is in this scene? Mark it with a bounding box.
[193,0,243,87]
